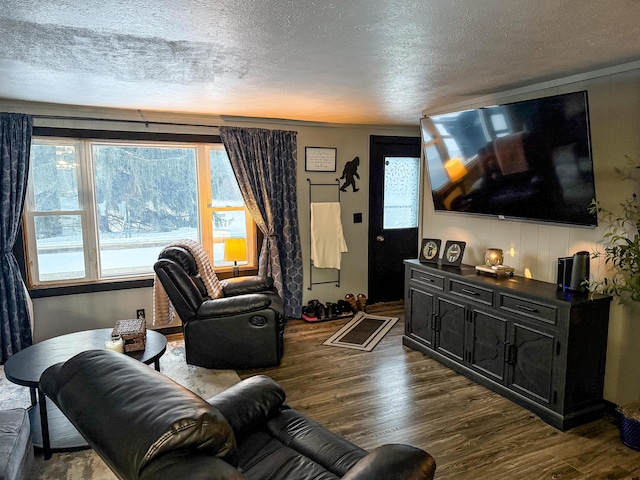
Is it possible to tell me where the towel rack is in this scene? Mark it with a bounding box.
[307,178,341,290]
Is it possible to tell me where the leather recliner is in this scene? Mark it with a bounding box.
[154,246,285,369]
[40,349,436,480]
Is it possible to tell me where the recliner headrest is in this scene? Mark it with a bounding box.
[159,247,198,276]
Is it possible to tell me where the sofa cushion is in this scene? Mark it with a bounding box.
[0,408,33,480]
[266,409,367,475]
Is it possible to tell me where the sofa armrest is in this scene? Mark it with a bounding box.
[40,350,237,479]
[220,276,274,296]
[196,294,273,318]
[342,444,436,480]
[207,375,286,436]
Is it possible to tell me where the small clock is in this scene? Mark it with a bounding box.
[419,238,441,263]
[441,240,466,267]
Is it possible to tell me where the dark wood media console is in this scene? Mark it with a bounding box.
[403,259,612,430]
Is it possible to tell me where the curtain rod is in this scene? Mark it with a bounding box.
[32,113,220,129]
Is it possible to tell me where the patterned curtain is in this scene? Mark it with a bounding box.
[220,126,303,318]
[1,113,33,362]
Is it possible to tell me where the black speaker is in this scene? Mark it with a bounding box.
[556,257,573,291]
[569,251,590,292]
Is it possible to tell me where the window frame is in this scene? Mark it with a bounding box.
[22,128,258,291]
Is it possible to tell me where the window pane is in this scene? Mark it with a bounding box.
[30,144,79,211]
[210,149,244,207]
[34,215,85,281]
[491,113,507,131]
[383,157,420,229]
[212,210,248,267]
[92,145,198,277]
[425,144,448,190]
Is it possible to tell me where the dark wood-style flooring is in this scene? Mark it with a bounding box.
[239,301,640,480]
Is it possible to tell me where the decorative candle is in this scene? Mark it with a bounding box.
[105,335,124,353]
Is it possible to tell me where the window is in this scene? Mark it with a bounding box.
[23,137,256,287]
[382,156,420,229]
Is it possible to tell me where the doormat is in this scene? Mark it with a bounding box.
[322,312,399,351]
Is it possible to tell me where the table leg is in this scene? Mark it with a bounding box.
[37,389,52,460]
[154,358,160,371]
[29,387,37,406]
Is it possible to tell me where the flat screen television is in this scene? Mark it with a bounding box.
[421,91,597,227]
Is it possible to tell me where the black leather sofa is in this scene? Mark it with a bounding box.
[40,349,436,480]
[154,246,285,369]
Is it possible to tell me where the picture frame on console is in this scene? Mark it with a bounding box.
[441,240,466,267]
[419,238,441,263]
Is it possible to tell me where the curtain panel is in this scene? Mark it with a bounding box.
[220,126,303,318]
[0,113,33,362]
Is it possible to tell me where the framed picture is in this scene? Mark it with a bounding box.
[441,240,466,267]
[305,147,337,172]
[419,238,441,263]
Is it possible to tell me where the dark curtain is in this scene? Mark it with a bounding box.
[220,126,303,318]
[1,113,33,362]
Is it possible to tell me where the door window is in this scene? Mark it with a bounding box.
[382,156,420,229]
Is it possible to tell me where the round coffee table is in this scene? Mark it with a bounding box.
[4,328,167,459]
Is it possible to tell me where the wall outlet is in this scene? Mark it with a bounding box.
[136,309,145,320]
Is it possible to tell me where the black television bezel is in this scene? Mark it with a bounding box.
[421,90,598,228]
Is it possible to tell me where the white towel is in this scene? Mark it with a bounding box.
[310,202,348,269]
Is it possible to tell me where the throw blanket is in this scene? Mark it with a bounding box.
[310,202,348,269]
[153,239,224,326]
[494,131,528,176]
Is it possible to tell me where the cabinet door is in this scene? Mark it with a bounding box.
[508,321,556,406]
[435,297,466,362]
[408,287,435,348]
[469,310,508,383]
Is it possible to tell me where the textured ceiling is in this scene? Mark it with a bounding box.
[1,0,640,125]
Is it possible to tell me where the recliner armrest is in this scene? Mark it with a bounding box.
[220,276,274,297]
[207,375,286,436]
[341,444,436,480]
[40,350,237,479]
[196,294,273,318]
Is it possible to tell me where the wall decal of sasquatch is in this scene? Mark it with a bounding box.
[340,156,360,192]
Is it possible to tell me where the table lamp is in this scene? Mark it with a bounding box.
[443,157,467,183]
[224,237,247,277]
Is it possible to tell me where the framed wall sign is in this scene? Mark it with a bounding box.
[305,147,337,172]
[441,240,466,267]
[419,238,441,263]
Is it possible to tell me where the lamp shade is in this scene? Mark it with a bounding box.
[224,238,247,263]
[444,157,467,183]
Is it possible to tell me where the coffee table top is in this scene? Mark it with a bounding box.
[4,328,167,388]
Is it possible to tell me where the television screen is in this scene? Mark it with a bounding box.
[421,91,597,227]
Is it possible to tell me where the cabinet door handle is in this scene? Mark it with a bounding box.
[461,288,479,296]
[431,313,438,331]
[515,303,538,313]
[420,276,434,283]
[504,342,516,364]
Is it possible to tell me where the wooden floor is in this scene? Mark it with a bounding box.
[239,301,640,480]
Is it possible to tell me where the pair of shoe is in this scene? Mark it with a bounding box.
[302,299,326,321]
[302,298,359,322]
[344,293,367,313]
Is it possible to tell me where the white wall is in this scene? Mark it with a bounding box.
[0,99,417,341]
[420,65,640,405]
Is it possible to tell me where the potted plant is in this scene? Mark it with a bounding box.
[589,155,640,450]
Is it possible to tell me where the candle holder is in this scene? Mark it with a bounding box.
[476,248,514,277]
[105,335,124,353]
[485,248,504,266]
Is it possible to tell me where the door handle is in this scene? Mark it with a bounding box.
[376,235,385,242]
